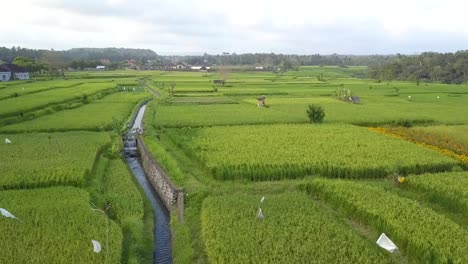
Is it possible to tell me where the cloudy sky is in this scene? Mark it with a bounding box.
[2,0,468,55]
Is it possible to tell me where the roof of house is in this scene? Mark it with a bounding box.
[0,64,28,73]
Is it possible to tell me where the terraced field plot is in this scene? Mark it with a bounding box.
[0,187,122,264]
[0,132,111,189]
[0,79,84,100]
[139,68,468,263]
[371,125,468,164]
[0,91,151,132]
[152,103,299,127]
[0,82,118,118]
[202,192,391,264]
[407,171,468,212]
[167,124,457,180]
[3,67,468,264]
[303,178,468,263]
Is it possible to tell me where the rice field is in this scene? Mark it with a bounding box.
[0,187,123,264]
[0,91,151,132]
[167,124,458,180]
[303,178,468,263]
[0,82,118,118]
[2,68,468,263]
[0,132,111,189]
[201,192,391,264]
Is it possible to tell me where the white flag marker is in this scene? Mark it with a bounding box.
[257,208,264,220]
[91,240,102,253]
[0,208,19,221]
[5,138,11,144]
[376,233,398,253]
[260,196,265,203]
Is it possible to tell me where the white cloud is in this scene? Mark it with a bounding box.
[1,0,468,54]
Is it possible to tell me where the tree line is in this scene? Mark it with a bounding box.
[1,47,396,73]
[0,47,158,73]
[0,47,157,64]
[369,51,468,84]
[169,53,395,68]
[3,46,468,84]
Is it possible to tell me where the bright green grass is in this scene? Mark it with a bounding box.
[271,95,468,125]
[0,187,122,264]
[0,82,117,118]
[201,192,391,264]
[0,132,111,189]
[170,96,236,104]
[152,103,299,128]
[0,80,85,100]
[243,97,336,105]
[303,178,468,263]
[66,70,153,78]
[153,94,468,128]
[168,124,457,180]
[290,66,369,78]
[0,91,151,132]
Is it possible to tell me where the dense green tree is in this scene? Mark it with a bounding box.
[306,104,325,123]
[370,51,468,84]
[12,56,45,72]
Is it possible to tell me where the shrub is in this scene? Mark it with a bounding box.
[306,104,325,123]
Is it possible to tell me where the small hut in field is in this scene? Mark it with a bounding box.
[257,96,266,107]
[351,96,361,104]
[213,80,225,86]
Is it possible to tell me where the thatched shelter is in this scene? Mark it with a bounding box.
[257,96,266,107]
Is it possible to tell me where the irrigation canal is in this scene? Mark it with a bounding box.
[124,104,173,264]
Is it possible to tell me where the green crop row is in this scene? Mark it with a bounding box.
[104,158,145,223]
[154,103,301,128]
[201,192,391,263]
[99,158,153,264]
[0,91,151,133]
[0,80,85,100]
[0,187,122,264]
[0,132,111,189]
[407,171,468,212]
[168,124,457,181]
[0,82,118,118]
[302,178,468,263]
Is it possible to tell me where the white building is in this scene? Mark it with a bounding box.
[0,64,29,82]
[190,66,210,71]
[0,72,12,82]
[255,66,264,70]
[96,65,106,70]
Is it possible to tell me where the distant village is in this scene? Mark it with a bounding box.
[0,64,30,82]
[0,57,267,82]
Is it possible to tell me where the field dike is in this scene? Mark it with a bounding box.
[124,102,184,264]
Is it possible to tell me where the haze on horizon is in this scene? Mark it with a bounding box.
[1,0,468,55]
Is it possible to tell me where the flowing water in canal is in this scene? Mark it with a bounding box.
[124,104,172,264]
